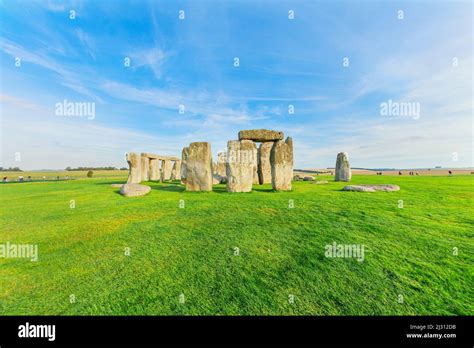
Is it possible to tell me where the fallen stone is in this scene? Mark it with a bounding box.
[111,183,124,188]
[226,139,257,192]
[342,184,400,192]
[293,175,302,181]
[238,129,284,142]
[335,152,351,182]
[303,176,315,181]
[271,137,293,191]
[185,142,213,191]
[120,183,151,197]
[258,142,273,184]
[126,152,142,184]
[313,180,328,185]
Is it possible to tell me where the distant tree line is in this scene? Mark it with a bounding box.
[0,167,22,171]
[65,166,127,171]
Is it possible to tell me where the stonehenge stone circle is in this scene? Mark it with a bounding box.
[226,140,258,192]
[238,129,284,142]
[126,152,180,184]
[126,152,142,184]
[270,137,293,191]
[257,142,273,184]
[335,152,352,182]
[184,142,213,191]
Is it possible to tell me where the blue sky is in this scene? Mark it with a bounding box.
[0,0,472,169]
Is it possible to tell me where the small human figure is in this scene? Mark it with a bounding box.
[448,170,453,175]
[2,176,7,182]
[398,171,402,175]
[19,175,24,182]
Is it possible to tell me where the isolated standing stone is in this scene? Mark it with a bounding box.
[185,142,213,191]
[226,140,257,192]
[148,158,161,181]
[335,152,351,182]
[270,137,293,191]
[161,159,173,181]
[126,152,142,184]
[258,142,273,184]
[238,129,284,142]
[140,155,150,182]
[120,183,151,197]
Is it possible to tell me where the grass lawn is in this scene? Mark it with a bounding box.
[0,174,472,315]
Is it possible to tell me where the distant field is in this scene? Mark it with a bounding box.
[0,175,472,315]
[0,170,128,181]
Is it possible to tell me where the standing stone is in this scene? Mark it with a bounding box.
[258,142,273,184]
[140,156,149,181]
[126,152,142,184]
[216,152,227,178]
[270,137,293,191]
[226,140,257,192]
[181,147,189,185]
[170,160,182,181]
[161,159,173,181]
[149,158,161,181]
[185,142,213,191]
[335,152,351,182]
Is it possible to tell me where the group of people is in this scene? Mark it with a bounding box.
[2,175,67,182]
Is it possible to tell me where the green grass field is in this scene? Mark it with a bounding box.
[0,174,472,315]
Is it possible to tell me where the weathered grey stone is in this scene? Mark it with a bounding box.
[120,183,151,197]
[141,153,179,161]
[213,174,224,185]
[185,142,213,191]
[303,176,315,181]
[226,140,257,192]
[293,174,302,181]
[238,129,284,142]
[161,159,173,181]
[313,180,328,185]
[149,159,161,181]
[335,152,351,182]
[140,156,149,182]
[126,152,142,184]
[343,184,400,192]
[170,160,181,181]
[270,137,293,191]
[111,183,124,188]
[216,152,227,178]
[181,147,189,185]
[258,142,273,184]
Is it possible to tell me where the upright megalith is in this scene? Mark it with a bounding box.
[335,152,351,182]
[185,142,213,191]
[258,142,273,184]
[270,137,293,191]
[126,152,142,184]
[140,155,149,181]
[215,152,227,178]
[238,129,284,142]
[170,160,181,181]
[181,147,189,184]
[161,159,173,181]
[148,159,161,181]
[226,140,257,192]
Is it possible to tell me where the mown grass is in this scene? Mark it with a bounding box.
[0,175,472,315]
